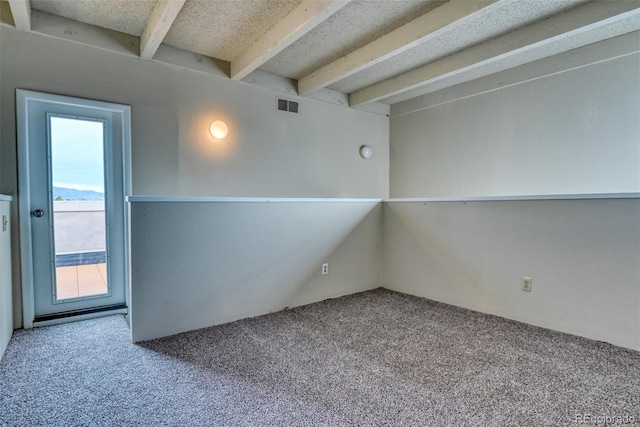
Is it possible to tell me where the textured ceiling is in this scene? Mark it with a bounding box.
[259,0,445,79]
[328,0,587,93]
[165,0,302,61]
[9,0,640,107]
[30,0,155,37]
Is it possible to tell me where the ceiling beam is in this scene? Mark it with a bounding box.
[350,1,640,107]
[230,0,353,82]
[298,0,499,95]
[140,0,186,60]
[7,0,31,31]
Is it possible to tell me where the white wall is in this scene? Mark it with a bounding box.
[2,16,637,353]
[130,200,382,342]
[0,27,389,329]
[383,199,640,350]
[0,198,12,360]
[385,32,640,350]
[0,28,388,200]
[389,31,640,198]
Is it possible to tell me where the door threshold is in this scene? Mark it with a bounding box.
[33,304,128,327]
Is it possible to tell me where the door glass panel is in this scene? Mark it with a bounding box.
[50,116,108,300]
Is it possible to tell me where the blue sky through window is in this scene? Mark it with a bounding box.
[51,116,105,196]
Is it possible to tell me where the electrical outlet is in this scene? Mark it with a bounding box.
[322,263,329,275]
[522,277,532,292]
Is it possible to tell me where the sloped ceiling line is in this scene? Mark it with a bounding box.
[3,0,640,108]
[297,0,501,95]
[350,0,640,106]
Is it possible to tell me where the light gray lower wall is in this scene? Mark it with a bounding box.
[130,201,382,342]
[383,199,640,350]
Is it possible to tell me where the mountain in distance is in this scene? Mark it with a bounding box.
[53,186,104,201]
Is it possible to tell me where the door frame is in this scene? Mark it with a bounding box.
[17,89,132,328]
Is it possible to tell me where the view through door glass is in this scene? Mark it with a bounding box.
[50,116,109,300]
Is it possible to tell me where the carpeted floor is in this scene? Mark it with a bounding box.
[1,288,638,427]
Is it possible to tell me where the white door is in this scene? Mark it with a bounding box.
[17,90,130,326]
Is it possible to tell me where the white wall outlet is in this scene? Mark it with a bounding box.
[522,277,532,292]
[322,263,329,275]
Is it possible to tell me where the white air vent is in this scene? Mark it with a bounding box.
[278,98,299,114]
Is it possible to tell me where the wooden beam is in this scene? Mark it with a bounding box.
[140,0,186,60]
[350,1,640,106]
[7,0,31,31]
[230,0,353,81]
[298,0,499,95]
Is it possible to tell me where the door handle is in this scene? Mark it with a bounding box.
[32,209,45,218]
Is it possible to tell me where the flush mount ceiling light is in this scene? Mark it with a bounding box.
[359,145,373,159]
[209,120,228,139]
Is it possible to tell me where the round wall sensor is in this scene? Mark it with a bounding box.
[359,145,373,159]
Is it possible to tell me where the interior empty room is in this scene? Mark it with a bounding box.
[1,0,639,426]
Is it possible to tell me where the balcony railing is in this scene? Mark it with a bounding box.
[53,201,106,267]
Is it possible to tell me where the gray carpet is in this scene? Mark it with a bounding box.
[1,288,639,427]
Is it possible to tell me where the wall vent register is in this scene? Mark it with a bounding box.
[278,99,298,113]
